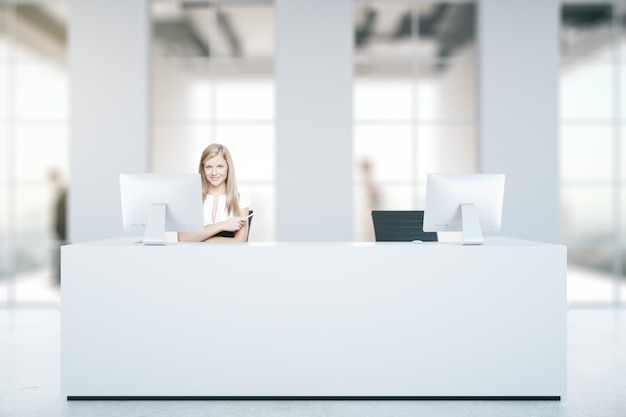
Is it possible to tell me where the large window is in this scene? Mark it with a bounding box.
[150,0,275,241]
[561,2,626,304]
[0,2,68,305]
[353,1,477,241]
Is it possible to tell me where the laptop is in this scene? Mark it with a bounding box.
[371,210,438,242]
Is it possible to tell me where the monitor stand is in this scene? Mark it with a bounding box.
[143,203,167,245]
[461,203,483,245]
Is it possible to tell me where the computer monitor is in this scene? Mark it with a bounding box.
[120,173,203,245]
[423,173,505,245]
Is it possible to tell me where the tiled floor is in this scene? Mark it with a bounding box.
[1,308,625,417]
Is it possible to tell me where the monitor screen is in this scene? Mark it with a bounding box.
[423,173,505,245]
[120,173,203,245]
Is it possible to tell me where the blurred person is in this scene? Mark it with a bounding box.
[359,159,381,242]
[48,167,67,286]
[178,143,251,242]
[360,159,380,212]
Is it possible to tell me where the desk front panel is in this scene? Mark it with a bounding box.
[62,240,566,397]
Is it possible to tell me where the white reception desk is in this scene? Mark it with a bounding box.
[61,237,566,399]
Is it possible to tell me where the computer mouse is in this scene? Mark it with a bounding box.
[411,240,423,244]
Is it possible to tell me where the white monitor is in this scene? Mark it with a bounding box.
[120,173,203,245]
[423,173,505,245]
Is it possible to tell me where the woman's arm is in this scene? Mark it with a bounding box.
[178,224,222,242]
[178,215,244,242]
[179,208,250,242]
[203,207,250,242]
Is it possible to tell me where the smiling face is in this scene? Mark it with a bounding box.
[203,153,229,190]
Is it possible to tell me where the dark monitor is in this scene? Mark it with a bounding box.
[371,210,438,242]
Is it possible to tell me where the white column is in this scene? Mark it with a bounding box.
[479,0,560,243]
[69,0,149,243]
[275,0,353,241]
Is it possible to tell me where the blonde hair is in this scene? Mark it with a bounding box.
[198,143,240,216]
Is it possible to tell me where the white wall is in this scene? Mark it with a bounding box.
[275,0,353,241]
[69,0,149,243]
[68,0,560,244]
[479,0,560,243]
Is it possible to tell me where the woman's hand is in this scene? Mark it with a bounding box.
[222,216,246,232]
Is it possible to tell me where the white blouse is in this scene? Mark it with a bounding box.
[203,193,251,226]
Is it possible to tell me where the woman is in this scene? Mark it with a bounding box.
[178,143,251,242]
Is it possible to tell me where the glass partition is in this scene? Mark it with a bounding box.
[0,3,68,305]
[151,0,275,242]
[353,1,477,241]
[561,1,626,304]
